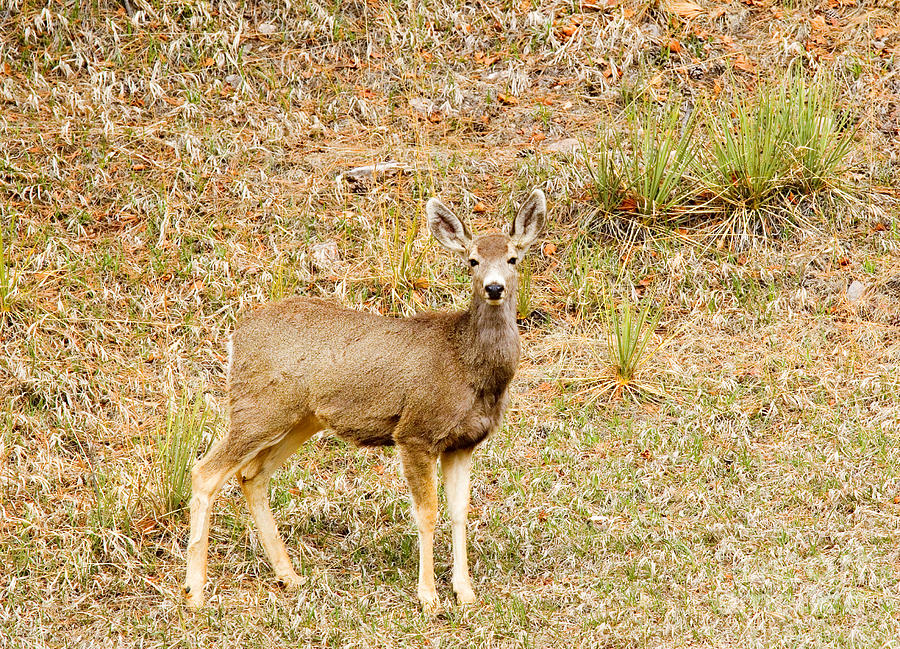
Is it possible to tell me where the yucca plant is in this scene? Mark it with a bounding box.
[702,85,793,213]
[620,98,698,222]
[584,137,626,215]
[785,73,856,194]
[564,285,665,405]
[604,289,662,394]
[153,391,216,518]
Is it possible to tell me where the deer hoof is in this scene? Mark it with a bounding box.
[277,572,304,590]
[454,584,476,605]
[418,588,440,612]
[184,585,205,609]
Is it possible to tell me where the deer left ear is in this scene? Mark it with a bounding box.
[509,189,546,254]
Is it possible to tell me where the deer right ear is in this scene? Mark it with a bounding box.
[426,198,472,255]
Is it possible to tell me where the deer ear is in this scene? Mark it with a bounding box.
[426,198,472,255]
[509,189,546,254]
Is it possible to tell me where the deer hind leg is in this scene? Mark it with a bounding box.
[441,447,475,605]
[399,446,439,610]
[239,417,320,588]
[184,436,253,608]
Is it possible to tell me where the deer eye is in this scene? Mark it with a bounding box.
[508,257,517,265]
[469,259,479,267]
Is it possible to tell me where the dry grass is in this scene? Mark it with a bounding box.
[2,0,900,647]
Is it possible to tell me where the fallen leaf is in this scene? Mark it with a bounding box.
[475,52,500,66]
[559,23,578,39]
[542,243,557,256]
[498,93,519,106]
[473,202,488,213]
[620,196,637,211]
[668,38,682,53]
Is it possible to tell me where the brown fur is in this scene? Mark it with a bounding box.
[229,289,517,455]
[183,189,546,610]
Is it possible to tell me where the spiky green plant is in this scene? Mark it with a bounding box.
[584,137,626,215]
[585,98,696,225]
[786,73,856,194]
[702,85,793,213]
[153,391,216,518]
[604,289,662,395]
[620,98,698,222]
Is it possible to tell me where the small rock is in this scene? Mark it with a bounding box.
[543,138,581,154]
[847,279,867,302]
[311,241,341,271]
[258,22,277,35]
[224,74,242,89]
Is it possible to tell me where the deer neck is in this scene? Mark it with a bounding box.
[457,291,520,396]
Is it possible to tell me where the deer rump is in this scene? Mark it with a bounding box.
[229,297,510,455]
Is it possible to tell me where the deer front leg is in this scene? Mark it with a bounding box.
[441,448,475,604]
[399,446,439,610]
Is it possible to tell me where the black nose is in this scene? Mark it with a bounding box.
[485,284,505,300]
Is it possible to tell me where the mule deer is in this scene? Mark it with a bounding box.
[183,189,546,609]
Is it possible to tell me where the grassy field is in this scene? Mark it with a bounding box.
[2,0,900,646]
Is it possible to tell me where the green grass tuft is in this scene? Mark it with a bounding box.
[588,97,697,225]
[785,73,857,194]
[152,391,216,519]
[603,288,663,399]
